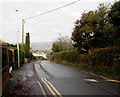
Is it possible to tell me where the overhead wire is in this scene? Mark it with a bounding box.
[24,0,81,20]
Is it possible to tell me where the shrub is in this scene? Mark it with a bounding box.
[51,50,79,63]
[90,45,120,66]
[14,49,26,68]
[78,54,91,66]
[51,35,75,53]
[51,45,120,80]
[25,51,33,60]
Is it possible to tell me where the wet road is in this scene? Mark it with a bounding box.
[35,61,120,97]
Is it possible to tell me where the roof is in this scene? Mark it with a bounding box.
[0,40,9,45]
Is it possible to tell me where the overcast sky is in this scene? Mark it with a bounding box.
[0,0,116,44]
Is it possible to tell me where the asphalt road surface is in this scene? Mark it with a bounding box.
[35,60,120,97]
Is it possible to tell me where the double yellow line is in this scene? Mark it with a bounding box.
[41,78,63,97]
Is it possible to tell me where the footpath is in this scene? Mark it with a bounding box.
[2,63,44,96]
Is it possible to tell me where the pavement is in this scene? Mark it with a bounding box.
[2,62,45,97]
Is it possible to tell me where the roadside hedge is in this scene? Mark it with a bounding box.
[89,46,120,80]
[51,45,120,80]
[90,46,120,66]
[25,51,33,60]
[51,50,79,64]
[14,49,25,68]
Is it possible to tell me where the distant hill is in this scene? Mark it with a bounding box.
[31,42,53,51]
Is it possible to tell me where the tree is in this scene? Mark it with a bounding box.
[71,12,94,52]
[52,35,75,53]
[24,32,33,61]
[51,42,60,52]
[109,1,120,27]
[108,1,120,44]
[71,3,116,52]
[25,32,30,52]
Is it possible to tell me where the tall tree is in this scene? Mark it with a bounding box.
[25,32,30,52]
[109,1,120,27]
[108,1,120,44]
[71,3,116,52]
[71,11,94,51]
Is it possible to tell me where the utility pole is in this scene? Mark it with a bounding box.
[16,9,20,68]
[22,19,25,49]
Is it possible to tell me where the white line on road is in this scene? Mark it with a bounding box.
[34,63,47,97]
[84,79,98,83]
[37,81,47,97]
[105,80,120,83]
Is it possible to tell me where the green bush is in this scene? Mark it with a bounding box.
[90,46,120,66]
[78,54,91,66]
[51,36,75,53]
[51,45,120,80]
[51,50,79,63]
[89,46,120,80]
[25,51,33,60]
[14,49,25,68]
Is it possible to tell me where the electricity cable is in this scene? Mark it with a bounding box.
[24,0,80,20]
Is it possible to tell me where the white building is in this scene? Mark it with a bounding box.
[33,51,47,59]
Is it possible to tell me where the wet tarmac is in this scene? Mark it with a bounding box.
[35,61,120,97]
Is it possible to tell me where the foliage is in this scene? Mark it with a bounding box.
[50,1,120,80]
[14,49,33,67]
[14,49,25,68]
[24,32,34,62]
[52,42,60,52]
[25,51,33,60]
[108,1,120,44]
[9,44,16,48]
[51,50,79,63]
[32,56,37,61]
[71,3,118,52]
[37,56,47,60]
[51,45,120,80]
[51,35,75,53]
[108,1,120,27]
[90,45,120,67]
[25,32,30,52]
[88,46,120,80]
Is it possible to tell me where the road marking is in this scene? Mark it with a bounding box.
[43,78,62,97]
[41,78,62,97]
[77,68,120,83]
[105,79,120,83]
[37,81,47,97]
[84,79,98,83]
[34,63,47,97]
[41,78,57,97]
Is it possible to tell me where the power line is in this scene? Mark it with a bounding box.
[24,0,80,20]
